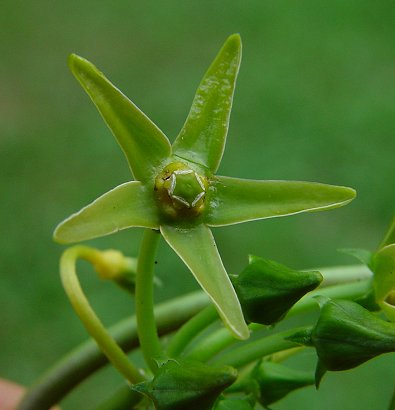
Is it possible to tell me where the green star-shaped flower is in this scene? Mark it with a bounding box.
[54,34,355,340]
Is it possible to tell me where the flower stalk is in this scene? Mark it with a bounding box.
[60,246,144,384]
[135,229,164,372]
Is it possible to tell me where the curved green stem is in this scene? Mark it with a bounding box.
[135,229,163,373]
[17,291,209,410]
[214,326,312,368]
[186,279,371,362]
[167,305,218,357]
[60,246,144,384]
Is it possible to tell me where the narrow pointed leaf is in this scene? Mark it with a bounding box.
[68,54,171,182]
[54,182,159,243]
[172,34,242,172]
[160,224,249,340]
[206,176,356,227]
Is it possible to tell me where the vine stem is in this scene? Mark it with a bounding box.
[135,229,163,373]
[16,291,209,410]
[59,246,144,384]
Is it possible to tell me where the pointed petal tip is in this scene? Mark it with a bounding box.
[53,221,77,245]
[67,53,97,78]
[223,33,242,54]
[227,33,241,45]
[160,224,249,341]
[68,53,84,70]
[337,185,357,205]
[345,186,357,198]
[67,54,102,82]
[53,231,68,245]
[232,322,250,340]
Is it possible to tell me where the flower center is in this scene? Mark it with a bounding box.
[154,162,208,219]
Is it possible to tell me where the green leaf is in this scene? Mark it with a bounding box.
[232,255,322,325]
[132,359,237,410]
[172,34,242,172]
[372,244,395,321]
[206,176,356,227]
[54,182,159,243]
[160,224,249,340]
[68,54,171,182]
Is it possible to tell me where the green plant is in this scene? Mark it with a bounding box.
[16,34,395,410]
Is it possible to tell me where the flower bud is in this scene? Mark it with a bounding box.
[154,161,208,219]
[311,297,395,373]
[132,359,237,410]
[251,361,314,406]
[231,255,322,325]
[93,249,137,294]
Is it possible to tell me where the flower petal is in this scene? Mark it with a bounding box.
[206,176,356,226]
[172,34,242,172]
[160,224,249,340]
[54,182,159,243]
[68,54,171,182]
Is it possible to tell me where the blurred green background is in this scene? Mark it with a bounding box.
[1,1,394,409]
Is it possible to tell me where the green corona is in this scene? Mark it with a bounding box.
[154,162,208,218]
